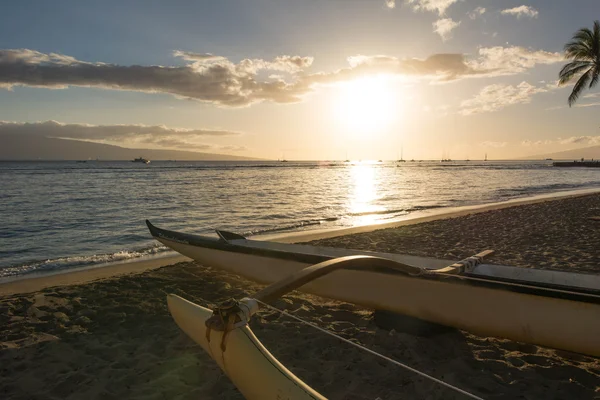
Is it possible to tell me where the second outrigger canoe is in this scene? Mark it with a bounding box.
[147,220,600,357]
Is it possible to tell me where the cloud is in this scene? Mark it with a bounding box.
[405,0,459,15]
[171,51,313,76]
[522,136,600,146]
[0,49,314,107]
[521,140,553,146]
[480,141,507,148]
[548,91,600,110]
[336,46,562,83]
[501,5,539,18]
[433,18,461,41]
[172,51,226,63]
[559,136,600,145]
[0,120,244,151]
[469,46,563,75]
[583,93,600,99]
[468,7,486,20]
[575,102,600,108]
[385,0,396,9]
[0,47,565,107]
[0,49,81,66]
[578,93,600,107]
[305,53,475,87]
[461,81,548,115]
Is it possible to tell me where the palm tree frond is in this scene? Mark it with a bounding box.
[568,69,592,107]
[565,38,592,50]
[559,62,592,85]
[590,68,599,89]
[593,21,600,59]
[560,21,600,106]
[564,41,593,60]
[573,28,594,44]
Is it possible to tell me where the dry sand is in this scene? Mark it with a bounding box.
[308,193,600,274]
[2,194,600,399]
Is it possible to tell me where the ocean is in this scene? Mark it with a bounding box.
[1,160,599,279]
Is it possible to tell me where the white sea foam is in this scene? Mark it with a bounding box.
[0,244,169,278]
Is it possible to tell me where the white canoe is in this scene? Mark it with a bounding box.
[167,294,326,400]
[149,221,600,357]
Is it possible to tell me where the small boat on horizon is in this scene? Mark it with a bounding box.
[132,157,150,164]
[396,147,406,162]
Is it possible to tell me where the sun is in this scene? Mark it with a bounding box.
[333,75,401,135]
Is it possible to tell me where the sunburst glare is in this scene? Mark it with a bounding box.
[334,75,401,135]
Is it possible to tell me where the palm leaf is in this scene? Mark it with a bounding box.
[593,21,600,57]
[564,41,592,60]
[590,68,599,89]
[559,61,592,85]
[568,69,592,107]
[560,20,600,105]
[573,28,594,43]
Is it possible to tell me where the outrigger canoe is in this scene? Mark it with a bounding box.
[147,220,600,357]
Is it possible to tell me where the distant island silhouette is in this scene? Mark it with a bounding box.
[0,134,260,161]
[522,145,600,161]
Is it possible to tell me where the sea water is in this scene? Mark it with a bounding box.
[1,160,599,278]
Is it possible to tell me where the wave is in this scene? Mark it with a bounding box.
[244,217,341,235]
[496,181,600,198]
[348,205,445,217]
[0,244,170,278]
[246,205,449,235]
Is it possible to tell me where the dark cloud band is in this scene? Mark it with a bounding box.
[0,47,562,107]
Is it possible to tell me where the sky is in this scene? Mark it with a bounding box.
[1,0,599,160]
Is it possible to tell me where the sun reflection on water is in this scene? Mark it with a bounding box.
[347,163,386,226]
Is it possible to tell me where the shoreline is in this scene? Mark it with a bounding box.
[261,186,600,242]
[2,190,600,399]
[0,255,189,296]
[1,187,599,296]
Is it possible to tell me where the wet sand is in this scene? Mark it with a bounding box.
[2,194,600,399]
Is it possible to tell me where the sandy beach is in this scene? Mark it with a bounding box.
[308,192,600,274]
[2,194,600,400]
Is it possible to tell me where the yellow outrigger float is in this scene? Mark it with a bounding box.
[168,295,326,400]
[167,255,467,400]
[166,255,600,400]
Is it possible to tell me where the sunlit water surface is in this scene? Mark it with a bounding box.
[1,160,599,277]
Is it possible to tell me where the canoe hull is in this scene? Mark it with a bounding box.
[160,237,600,357]
[167,294,325,400]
